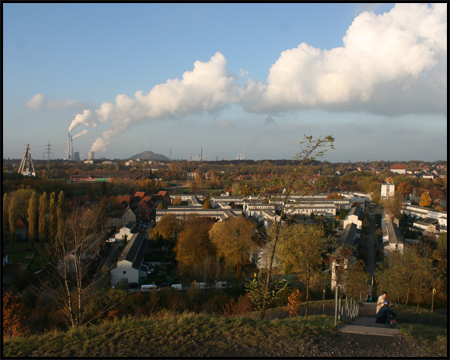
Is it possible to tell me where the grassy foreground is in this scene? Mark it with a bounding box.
[3,312,336,357]
[3,302,447,357]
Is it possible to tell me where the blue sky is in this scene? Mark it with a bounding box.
[3,3,447,162]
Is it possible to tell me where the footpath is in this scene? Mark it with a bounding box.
[337,302,399,337]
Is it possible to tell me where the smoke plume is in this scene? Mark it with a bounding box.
[72,129,88,139]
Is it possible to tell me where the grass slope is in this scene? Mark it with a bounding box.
[3,313,336,357]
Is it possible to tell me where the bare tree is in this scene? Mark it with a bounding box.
[41,204,108,328]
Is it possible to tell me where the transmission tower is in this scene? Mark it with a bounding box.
[46,141,52,178]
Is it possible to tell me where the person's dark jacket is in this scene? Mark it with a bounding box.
[377,305,396,318]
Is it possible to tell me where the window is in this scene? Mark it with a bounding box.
[123,271,126,274]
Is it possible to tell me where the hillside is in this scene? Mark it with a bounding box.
[3,303,446,357]
[128,150,169,161]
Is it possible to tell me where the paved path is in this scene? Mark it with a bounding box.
[337,302,399,337]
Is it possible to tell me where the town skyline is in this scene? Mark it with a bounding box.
[3,3,447,162]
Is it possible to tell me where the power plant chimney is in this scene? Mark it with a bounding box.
[71,135,74,161]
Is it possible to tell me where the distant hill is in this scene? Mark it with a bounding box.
[128,151,169,161]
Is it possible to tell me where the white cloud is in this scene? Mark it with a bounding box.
[26,93,82,111]
[243,3,447,115]
[69,3,446,154]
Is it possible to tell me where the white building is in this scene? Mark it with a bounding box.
[381,183,395,198]
[111,232,148,286]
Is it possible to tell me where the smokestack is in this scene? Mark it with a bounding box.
[71,135,74,161]
[88,151,94,160]
[67,132,71,160]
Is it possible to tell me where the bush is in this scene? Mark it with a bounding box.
[221,294,254,316]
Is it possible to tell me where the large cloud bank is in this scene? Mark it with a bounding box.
[65,3,445,153]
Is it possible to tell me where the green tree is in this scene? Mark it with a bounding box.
[209,216,257,280]
[27,192,38,246]
[38,192,48,243]
[278,224,326,317]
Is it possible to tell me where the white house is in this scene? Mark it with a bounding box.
[343,206,365,230]
[111,232,148,286]
[390,164,407,174]
[383,220,405,256]
[115,222,138,240]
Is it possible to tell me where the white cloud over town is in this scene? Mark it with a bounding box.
[26,93,81,111]
[63,3,446,154]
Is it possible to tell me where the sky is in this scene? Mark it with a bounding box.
[3,3,447,163]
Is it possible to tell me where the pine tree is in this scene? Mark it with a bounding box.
[27,192,38,246]
[38,192,48,243]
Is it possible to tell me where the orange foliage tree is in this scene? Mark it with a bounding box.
[284,290,303,318]
[3,291,29,341]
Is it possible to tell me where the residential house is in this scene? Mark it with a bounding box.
[107,206,137,228]
[156,191,171,206]
[116,195,131,210]
[383,220,405,256]
[136,196,155,222]
[342,206,365,230]
[110,232,149,286]
[15,217,28,240]
[412,217,439,237]
[115,222,138,241]
[390,164,407,175]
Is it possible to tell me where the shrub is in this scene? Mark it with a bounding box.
[284,290,303,318]
[221,294,254,316]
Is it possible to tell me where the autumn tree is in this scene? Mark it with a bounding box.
[172,196,182,206]
[48,192,57,241]
[38,192,48,243]
[249,134,335,319]
[397,182,412,196]
[56,191,66,241]
[381,190,403,220]
[27,191,38,246]
[175,217,216,279]
[278,223,326,317]
[151,213,183,240]
[202,198,212,209]
[419,192,432,207]
[209,216,257,280]
[3,291,29,341]
[3,193,9,240]
[8,197,17,246]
